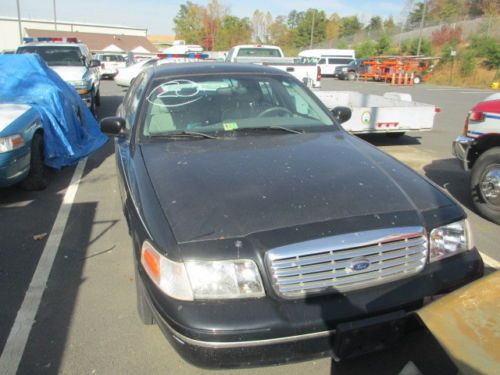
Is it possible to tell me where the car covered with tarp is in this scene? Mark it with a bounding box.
[0,54,107,189]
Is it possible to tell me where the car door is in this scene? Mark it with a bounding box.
[116,72,149,211]
[318,58,329,76]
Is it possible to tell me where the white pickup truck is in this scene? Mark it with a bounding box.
[315,91,440,137]
[226,44,321,88]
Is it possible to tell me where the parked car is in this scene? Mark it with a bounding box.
[17,37,101,114]
[101,63,483,368]
[453,94,500,224]
[225,44,285,63]
[317,56,355,77]
[335,59,368,80]
[95,53,126,79]
[0,54,106,189]
[114,58,158,87]
[0,103,46,189]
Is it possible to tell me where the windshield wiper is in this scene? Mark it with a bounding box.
[150,131,218,139]
[231,126,303,135]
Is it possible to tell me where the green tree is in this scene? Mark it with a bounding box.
[173,2,206,45]
[340,16,363,37]
[376,34,392,55]
[355,40,377,58]
[401,37,432,56]
[383,17,397,34]
[325,13,341,43]
[216,15,252,50]
[366,16,383,33]
[460,50,476,76]
[295,9,327,48]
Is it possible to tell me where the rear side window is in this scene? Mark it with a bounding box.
[237,48,281,57]
[328,58,354,65]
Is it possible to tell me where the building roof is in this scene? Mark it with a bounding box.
[25,29,158,53]
[148,35,177,44]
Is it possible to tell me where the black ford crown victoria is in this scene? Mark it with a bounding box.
[101,63,483,368]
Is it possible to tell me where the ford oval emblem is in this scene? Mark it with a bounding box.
[349,257,370,272]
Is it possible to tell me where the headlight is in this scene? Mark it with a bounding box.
[140,241,265,301]
[429,220,471,262]
[342,67,348,72]
[186,260,265,299]
[0,134,25,153]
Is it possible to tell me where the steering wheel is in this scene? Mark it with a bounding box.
[257,106,293,118]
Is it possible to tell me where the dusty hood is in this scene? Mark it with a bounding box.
[141,132,454,243]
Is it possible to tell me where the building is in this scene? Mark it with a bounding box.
[147,34,177,50]
[26,29,158,55]
[0,16,149,52]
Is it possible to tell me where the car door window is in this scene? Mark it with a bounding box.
[318,58,326,64]
[124,72,148,129]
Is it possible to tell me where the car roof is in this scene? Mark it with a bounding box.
[19,43,85,48]
[151,62,288,78]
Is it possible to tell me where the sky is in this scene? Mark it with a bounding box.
[1,0,406,35]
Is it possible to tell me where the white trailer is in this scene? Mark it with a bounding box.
[314,91,440,136]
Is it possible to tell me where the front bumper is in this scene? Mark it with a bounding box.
[452,135,474,170]
[142,248,483,368]
[0,147,30,187]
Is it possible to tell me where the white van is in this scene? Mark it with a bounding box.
[299,49,356,77]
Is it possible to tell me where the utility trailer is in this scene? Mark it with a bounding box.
[314,91,440,137]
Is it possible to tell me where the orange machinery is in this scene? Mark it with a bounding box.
[359,56,439,84]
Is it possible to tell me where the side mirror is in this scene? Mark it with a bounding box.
[89,59,101,68]
[331,106,352,124]
[100,116,126,137]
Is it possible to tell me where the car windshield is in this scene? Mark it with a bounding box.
[17,46,85,66]
[237,48,281,57]
[100,55,125,62]
[142,74,335,137]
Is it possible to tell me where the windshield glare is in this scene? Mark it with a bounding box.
[142,75,335,136]
[17,46,84,66]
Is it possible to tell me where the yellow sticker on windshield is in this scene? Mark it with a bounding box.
[223,122,239,131]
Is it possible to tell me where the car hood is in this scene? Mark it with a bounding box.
[141,131,455,243]
[50,66,86,82]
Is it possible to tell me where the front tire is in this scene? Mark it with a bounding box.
[347,71,356,81]
[471,147,500,224]
[21,132,48,191]
[413,76,422,84]
[95,89,101,107]
[89,90,97,115]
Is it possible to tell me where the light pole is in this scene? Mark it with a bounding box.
[16,0,23,44]
[53,0,57,30]
[310,10,315,48]
[416,0,427,56]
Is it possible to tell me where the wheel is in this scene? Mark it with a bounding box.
[347,71,356,81]
[470,147,500,224]
[135,267,155,325]
[95,89,101,107]
[89,90,97,115]
[413,76,422,84]
[257,106,293,118]
[386,132,405,138]
[20,132,48,191]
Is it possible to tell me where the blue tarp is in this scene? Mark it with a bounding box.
[0,54,107,168]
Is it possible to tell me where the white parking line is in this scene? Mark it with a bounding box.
[0,158,87,375]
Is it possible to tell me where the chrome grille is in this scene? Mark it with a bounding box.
[265,227,428,299]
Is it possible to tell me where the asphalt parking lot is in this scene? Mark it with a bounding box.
[0,78,498,375]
